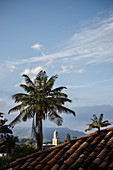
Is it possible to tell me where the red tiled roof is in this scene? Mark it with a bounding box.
[2,127,113,170]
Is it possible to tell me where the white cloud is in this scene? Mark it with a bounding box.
[21,66,42,75]
[58,65,85,74]
[30,66,42,74]
[31,43,43,51]
[58,65,73,74]
[67,83,96,89]
[21,68,30,75]
[8,12,113,68]
[15,66,43,87]
[0,65,15,72]
[68,13,113,64]
[0,98,3,102]
[45,59,53,66]
[8,65,15,72]
[74,69,85,73]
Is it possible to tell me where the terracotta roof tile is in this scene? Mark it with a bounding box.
[3,127,113,169]
[66,147,75,155]
[63,157,74,166]
[98,161,108,169]
[59,163,68,170]
[34,163,43,169]
[43,164,51,170]
[54,153,63,160]
[97,148,109,159]
[51,164,60,170]
[71,139,83,149]
[108,162,113,169]
[70,151,79,161]
[47,157,58,167]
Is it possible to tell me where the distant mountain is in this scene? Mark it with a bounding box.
[13,126,32,139]
[44,127,86,142]
[13,126,86,142]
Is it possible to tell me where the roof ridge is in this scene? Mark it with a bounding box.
[79,127,113,139]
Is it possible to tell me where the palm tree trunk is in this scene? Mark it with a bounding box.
[98,127,100,132]
[38,119,43,150]
[36,111,43,150]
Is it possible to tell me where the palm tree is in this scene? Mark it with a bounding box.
[8,71,75,149]
[2,134,19,154]
[85,114,112,132]
[0,112,12,135]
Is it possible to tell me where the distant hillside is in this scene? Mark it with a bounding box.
[44,127,86,142]
[13,126,86,142]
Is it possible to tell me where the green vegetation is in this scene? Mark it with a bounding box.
[0,144,38,167]
[0,112,17,154]
[8,70,75,150]
[0,113,38,167]
[85,114,112,132]
[0,112,12,135]
[1,134,19,154]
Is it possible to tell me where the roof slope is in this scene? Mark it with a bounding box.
[3,127,113,170]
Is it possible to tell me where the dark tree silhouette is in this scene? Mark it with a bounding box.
[2,134,19,154]
[0,112,12,135]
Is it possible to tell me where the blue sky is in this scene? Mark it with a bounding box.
[0,0,113,132]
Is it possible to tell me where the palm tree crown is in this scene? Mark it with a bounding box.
[85,114,112,132]
[8,71,75,149]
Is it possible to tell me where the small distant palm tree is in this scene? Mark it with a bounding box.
[85,114,112,132]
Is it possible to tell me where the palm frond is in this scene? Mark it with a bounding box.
[0,125,12,134]
[85,124,93,132]
[8,104,24,114]
[101,122,111,127]
[99,113,103,123]
[50,92,68,98]
[0,112,4,118]
[45,75,58,90]
[9,111,25,127]
[93,114,97,121]
[51,86,67,93]
[20,84,36,93]
[46,97,72,106]
[12,93,28,103]
[54,105,75,116]
[22,74,34,86]
[48,110,63,126]
[21,106,34,121]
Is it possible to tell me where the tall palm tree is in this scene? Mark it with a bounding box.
[85,114,112,132]
[8,71,75,149]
